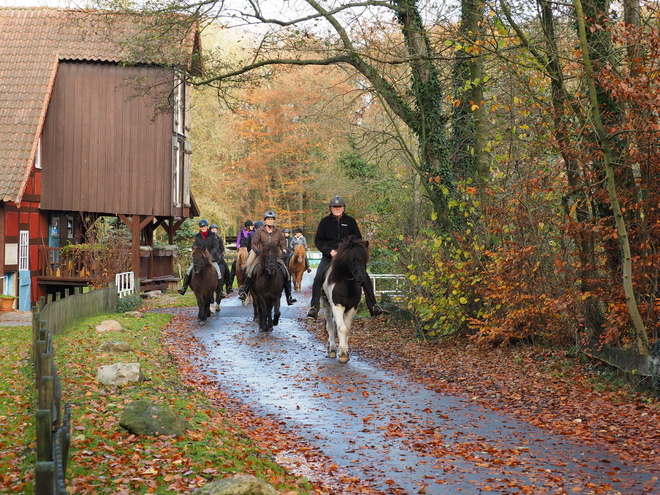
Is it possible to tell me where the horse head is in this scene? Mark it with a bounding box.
[192,245,212,273]
[332,235,370,284]
[294,245,306,263]
[259,244,280,275]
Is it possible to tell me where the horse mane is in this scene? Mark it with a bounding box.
[193,245,213,264]
[257,243,280,274]
[293,244,306,256]
[330,235,369,283]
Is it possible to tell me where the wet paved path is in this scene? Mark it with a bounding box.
[187,271,658,494]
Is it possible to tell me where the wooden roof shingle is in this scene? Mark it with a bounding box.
[0,7,200,204]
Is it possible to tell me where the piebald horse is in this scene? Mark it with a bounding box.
[321,236,370,363]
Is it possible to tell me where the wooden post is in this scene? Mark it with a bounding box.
[35,461,54,495]
[36,409,53,461]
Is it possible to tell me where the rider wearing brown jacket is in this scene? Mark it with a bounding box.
[238,211,297,305]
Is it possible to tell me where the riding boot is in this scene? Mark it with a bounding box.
[178,272,192,295]
[216,279,225,302]
[238,276,252,301]
[284,281,297,305]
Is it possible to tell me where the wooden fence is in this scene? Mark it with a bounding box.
[32,285,118,495]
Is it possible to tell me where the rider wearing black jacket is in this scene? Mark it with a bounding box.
[178,219,222,296]
[307,196,382,320]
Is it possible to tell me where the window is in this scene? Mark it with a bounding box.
[19,231,29,271]
[35,137,41,169]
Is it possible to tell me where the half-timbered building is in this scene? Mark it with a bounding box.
[0,8,201,309]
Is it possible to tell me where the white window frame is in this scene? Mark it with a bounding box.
[35,137,41,169]
[19,231,29,271]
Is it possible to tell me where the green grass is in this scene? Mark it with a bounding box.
[0,306,313,494]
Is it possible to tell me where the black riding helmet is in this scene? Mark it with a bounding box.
[245,220,254,227]
[198,219,209,227]
[329,196,346,207]
[295,228,303,234]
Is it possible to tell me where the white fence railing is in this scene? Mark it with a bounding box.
[115,271,135,298]
[369,273,405,297]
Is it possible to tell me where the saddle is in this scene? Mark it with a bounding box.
[249,261,290,281]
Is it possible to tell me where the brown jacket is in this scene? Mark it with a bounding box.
[251,226,286,258]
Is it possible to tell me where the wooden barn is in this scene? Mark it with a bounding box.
[0,8,201,309]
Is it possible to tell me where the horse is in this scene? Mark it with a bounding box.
[234,247,251,306]
[321,236,370,363]
[191,245,219,324]
[250,244,285,332]
[288,244,307,291]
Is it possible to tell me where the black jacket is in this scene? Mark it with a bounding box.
[314,213,361,258]
[193,231,221,261]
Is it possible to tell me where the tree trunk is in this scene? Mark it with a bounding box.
[574,0,649,355]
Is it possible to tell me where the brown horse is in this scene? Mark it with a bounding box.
[234,247,250,305]
[191,245,218,325]
[250,244,285,332]
[288,244,307,291]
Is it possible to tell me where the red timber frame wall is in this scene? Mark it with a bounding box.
[3,167,47,303]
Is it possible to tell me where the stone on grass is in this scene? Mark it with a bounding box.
[97,362,142,386]
[96,320,122,332]
[119,400,192,437]
[143,290,162,298]
[124,311,143,318]
[192,475,277,495]
[97,340,134,353]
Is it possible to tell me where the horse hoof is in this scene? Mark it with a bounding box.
[339,354,349,363]
[198,320,206,326]
[328,350,337,358]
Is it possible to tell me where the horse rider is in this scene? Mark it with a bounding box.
[236,220,255,251]
[290,228,312,273]
[209,223,232,295]
[246,220,264,252]
[178,219,223,296]
[306,196,383,320]
[237,211,297,305]
[283,228,294,265]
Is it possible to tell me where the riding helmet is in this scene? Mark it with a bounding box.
[264,211,276,220]
[254,221,265,229]
[244,220,254,227]
[284,228,291,233]
[198,219,209,227]
[329,196,346,207]
[295,228,303,234]
[210,224,218,230]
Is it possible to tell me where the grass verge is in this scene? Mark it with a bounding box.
[0,302,313,494]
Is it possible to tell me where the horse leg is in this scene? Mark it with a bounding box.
[323,302,338,358]
[336,306,357,363]
[266,301,274,332]
[273,297,281,327]
[196,294,207,325]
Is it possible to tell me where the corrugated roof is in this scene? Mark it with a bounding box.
[0,7,200,204]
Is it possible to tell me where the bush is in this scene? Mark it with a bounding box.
[116,294,143,313]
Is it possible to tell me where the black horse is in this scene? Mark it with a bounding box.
[321,236,371,362]
[250,244,285,332]
[191,246,218,325]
